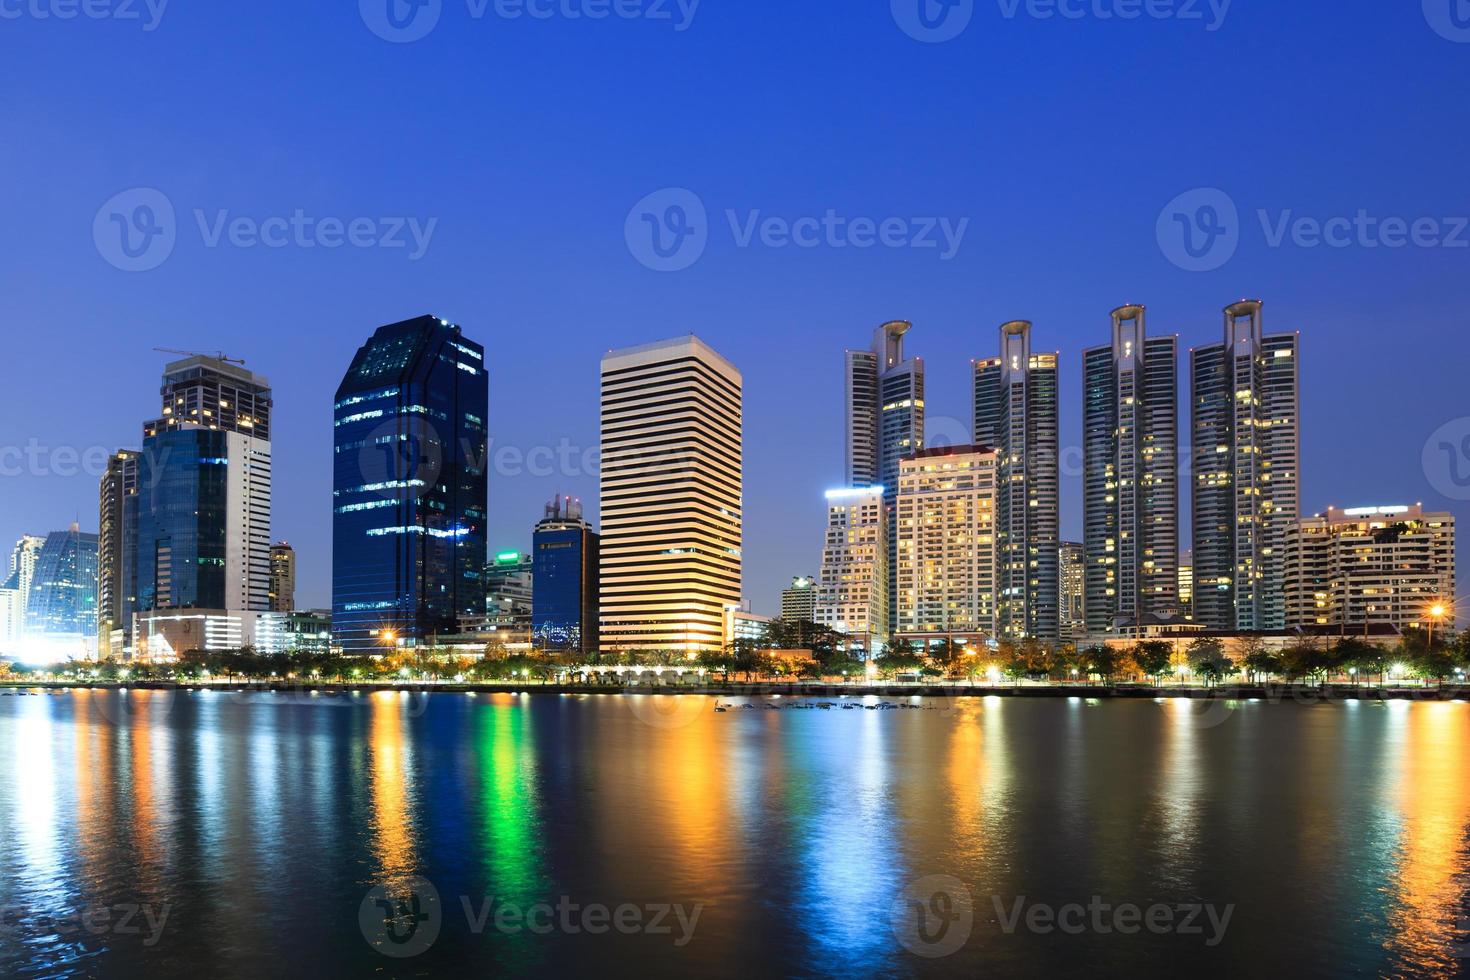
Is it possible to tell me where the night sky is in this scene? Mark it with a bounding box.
[2,1,1468,616]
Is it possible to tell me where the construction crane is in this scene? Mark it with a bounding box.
[153,347,247,366]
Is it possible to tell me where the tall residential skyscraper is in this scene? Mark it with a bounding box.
[332,317,487,654]
[894,445,997,637]
[269,542,296,612]
[0,535,44,656]
[532,496,600,657]
[599,336,742,656]
[98,450,140,658]
[1191,300,1300,631]
[815,487,888,654]
[1284,505,1455,631]
[1178,556,1194,619]
[845,320,923,631]
[24,525,100,661]
[1082,305,1180,632]
[1059,541,1085,643]
[974,321,1060,642]
[780,575,817,623]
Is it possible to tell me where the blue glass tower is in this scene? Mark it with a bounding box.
[332,316,488,654]
[24,525,99,658]
[531,497,599,657]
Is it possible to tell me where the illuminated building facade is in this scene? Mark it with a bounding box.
[332,316,488,654]
[98,450,140,658]
[1191,300,1300,630]
[1082,305,1180,632]
[599,336,742,655]
[815,487,888,655]
[894,445,997,637]
[974,321,1060,641]
[780,575,817,622]
[1284,505,1455,630]
[845,320,923,631]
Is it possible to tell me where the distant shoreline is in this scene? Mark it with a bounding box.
[3,681,1469,702]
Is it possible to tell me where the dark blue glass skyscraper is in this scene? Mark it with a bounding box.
[531,497,599,657]
[332,316,488,654]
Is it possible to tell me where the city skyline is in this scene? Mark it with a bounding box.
[3,299,1467,624]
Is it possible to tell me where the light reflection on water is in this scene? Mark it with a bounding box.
[0,691,1467,977]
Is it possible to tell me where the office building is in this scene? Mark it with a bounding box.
[23,525,100,661]
[269,542,296,612]
[780,575,818,623]
[486,549,534,641]
[1191,301,1300,630]
[814,487,888,655]
[1284,505,1456,630]
[136,423,272,616]
[974,321,1060,641]
[599,336,742,656]
[725,605,773,646]
[98,450,140,659]
[332,316,488,654]
[844,320,923,631]
[532,496,600,657]
[1059,541,1085,643]
[894,445,997,638]
[1082,305,1180,632]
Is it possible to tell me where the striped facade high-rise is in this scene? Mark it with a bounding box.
[599,336,742,655]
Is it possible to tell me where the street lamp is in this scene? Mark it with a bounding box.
[1427,602,1448,650]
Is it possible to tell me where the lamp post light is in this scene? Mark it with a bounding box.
[1427,602,1447,651]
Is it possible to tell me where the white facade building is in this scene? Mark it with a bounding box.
[895,446,998,637]
[815,487,888,654]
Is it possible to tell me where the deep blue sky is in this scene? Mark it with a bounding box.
[2,0,1468,615]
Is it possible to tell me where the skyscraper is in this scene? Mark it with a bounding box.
[1082,305,1180,632]
[780,575,817,623]
[98,450,140,658]
[845,321,923,632]
[532,496,600,657]
[0,535,44,656]
[24,525,99,661]
[894,445,997,638]
[332,316,488,654]
[974,321,1060,641]
[599,336,742,656]
[269,542,296,612]
[136,425,273,615]
[145,354,272,441]
[814,487,888,655]
[1191,300,1300,631]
